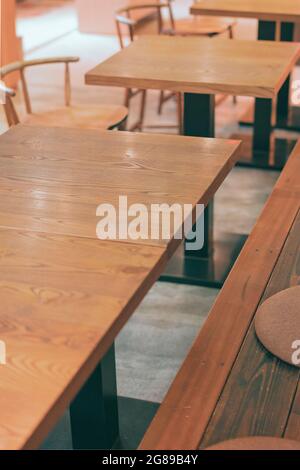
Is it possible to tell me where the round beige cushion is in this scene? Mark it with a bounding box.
[206,437,300,450]
[255,286,300,367]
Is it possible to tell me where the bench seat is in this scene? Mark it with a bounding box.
[140,141,300,450]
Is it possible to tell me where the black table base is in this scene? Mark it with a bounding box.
[232,133,297,171]
[160,233,247,288]
[70,344,119,450]
[240,103,300,133]
[159,93,246,288]
[69,344,159,450]
[276,106,300,132]
[238,93,297,170]
[240,21,299,132]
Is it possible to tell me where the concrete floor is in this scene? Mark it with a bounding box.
[2,1,291,449]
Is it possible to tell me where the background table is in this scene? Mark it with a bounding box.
[0,125,240,450]
[86,35,300,286]
[191,0,300,132]
[191,0,300,23]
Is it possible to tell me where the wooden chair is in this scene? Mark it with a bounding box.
[158,0,237,117]
[115,3,183,132]
[0,57,128,131]
[163,0,236,38]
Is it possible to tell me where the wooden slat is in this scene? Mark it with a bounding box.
[139,141,300,450]
[191,0,300,23]
[86,36,300,99]
[285,381,300,441]
[201,210,300,448]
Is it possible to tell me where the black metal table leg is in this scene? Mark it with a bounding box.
[234,20,297,170]
[240,21,300,133]
[70,344,119,450]
[235,97,296,170]
[183,93,215,261]
[239,20,276,128]
[160,93,247,288]
[275,23,300,131]
[236,93,296,170]
[258,20,276,40]
[67,343,160,450]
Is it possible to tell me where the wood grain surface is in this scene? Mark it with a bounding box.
[0,124,240,449]
[201,210,300,448]
[191,0,300,23]
[86,36,300,98]
[0,125,240,253]
[0,229,166,450]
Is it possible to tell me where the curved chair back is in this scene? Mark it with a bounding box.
[115,2,175,48]
[0,57,79,127]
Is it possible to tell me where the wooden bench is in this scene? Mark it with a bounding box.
[140,141,300,450]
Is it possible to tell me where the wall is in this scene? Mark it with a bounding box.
[0,0,22,87]
[75,0,161,35]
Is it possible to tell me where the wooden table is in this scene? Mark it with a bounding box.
[86,35,300,286]
[0,125,240,450]
[191,0,300,23]
[191,0,300,132]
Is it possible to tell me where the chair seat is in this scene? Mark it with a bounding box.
[164,16,236,36]
[24,105,128,130]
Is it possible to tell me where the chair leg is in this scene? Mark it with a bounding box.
[158,91,165,115]
[138,90,147,131]
[117,117,128,131]
[124,88,131,107]
[228,26,237,104]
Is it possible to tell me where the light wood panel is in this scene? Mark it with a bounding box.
[0,125,240,253]
[0,228,166,450]
[139,140,300,450]
[191,0,300,23]
[86,35,300,98]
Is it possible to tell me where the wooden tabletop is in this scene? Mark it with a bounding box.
[191,0,300,23]
[0,125,240,449]
[0,125,240,252]
[86,36,300,99]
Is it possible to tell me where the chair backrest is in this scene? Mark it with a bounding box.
[0,82,19,127]
[115,2,175,49]
[0,57,79,127]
